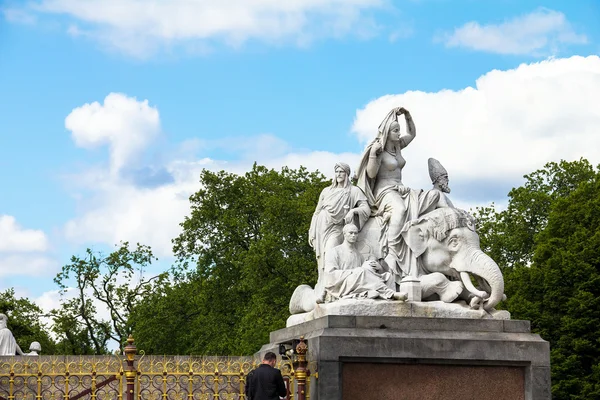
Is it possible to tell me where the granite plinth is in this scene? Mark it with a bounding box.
[286,299,510,327]
[260,316,550,400]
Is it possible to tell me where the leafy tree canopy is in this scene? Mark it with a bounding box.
[132,164,328,355]
[0,288,57,354]
[52,242,168,354]
[475,158,600,400]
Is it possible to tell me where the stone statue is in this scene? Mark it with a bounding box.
[428,158,454,208]
[356,107,417,280]
[401,207,505,311]
[323,224,407,302]
[287,106,508,325]
[309,162,370,299]
[0,314,25,356]
[26,341,41,356]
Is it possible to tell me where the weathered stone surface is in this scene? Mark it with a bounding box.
[286,299,510,327]
[290,108,509,318]
[264,316,550,400]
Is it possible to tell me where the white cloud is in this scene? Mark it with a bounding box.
[66,93,160,173]
[0,216,59,278]
[441,8,587,55]
[0,215,49,252]
[63,56,600,256]
[63,148,358,257]
[28,0,385,56]
[352,55,600,203]
[62,93,363,257]
[0,254,57,278]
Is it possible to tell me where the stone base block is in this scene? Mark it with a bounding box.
[261,316,550,400]
[286,299,510,327]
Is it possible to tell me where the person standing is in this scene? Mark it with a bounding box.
[248,352,287,400]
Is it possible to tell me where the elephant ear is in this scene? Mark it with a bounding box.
[401,222,430,258]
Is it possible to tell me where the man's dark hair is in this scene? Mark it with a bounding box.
[263,352,277,362]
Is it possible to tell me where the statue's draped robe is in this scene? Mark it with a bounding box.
[324,244,395,300]
[309,185,370,273]
[355,153,443,279]
[0,328,18,355]
[355,109,445,280]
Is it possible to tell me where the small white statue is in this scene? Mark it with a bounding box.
[26,341,41,356]
[0,313,25,356]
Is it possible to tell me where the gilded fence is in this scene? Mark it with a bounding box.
[0,355,123,400]
[0,336,315,400]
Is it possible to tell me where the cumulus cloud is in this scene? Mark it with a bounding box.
[63,149,357,256]
[0,254,57,278]
[64,56,600,256]
[352,55,600,207]
[66,93,160,173]
[62,96,362,257]
[441,8,587,55]
[27,0,385,56]
[0,215,57,278]
[0,215,49,252]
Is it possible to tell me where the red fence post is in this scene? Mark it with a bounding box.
[124,335,137,400]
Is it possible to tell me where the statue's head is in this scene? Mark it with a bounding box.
[0,313,7,329]
[373,108,403,147]
[29,342,41,352]
[428,158,451,193]
[343,223,359,244]
[388,120,401,142]
[332,162,351,188]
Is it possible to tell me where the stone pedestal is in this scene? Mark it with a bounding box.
[399,277,422,301]
[260,316,550,400]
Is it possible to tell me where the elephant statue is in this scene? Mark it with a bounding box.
[400,207,505,311]
[289,207,506,315]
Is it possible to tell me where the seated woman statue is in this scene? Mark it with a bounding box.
[356,107,418,282]
[309,162,371,299]
[324,224,406,302]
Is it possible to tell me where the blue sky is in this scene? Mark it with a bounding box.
[1,0,600,311]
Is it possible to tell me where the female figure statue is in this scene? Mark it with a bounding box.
[356,107,418,282]
[309,162,371,298]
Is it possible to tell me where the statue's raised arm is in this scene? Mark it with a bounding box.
[356,107,419,281]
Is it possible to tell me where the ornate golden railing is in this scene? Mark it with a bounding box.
[0,337,314,400]
[135,356,257,400]
[0,355,123,400]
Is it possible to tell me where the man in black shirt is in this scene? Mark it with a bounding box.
[247,352,287,400]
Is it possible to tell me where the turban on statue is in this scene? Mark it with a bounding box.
[331,162,352,187]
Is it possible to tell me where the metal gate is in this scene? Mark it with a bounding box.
[0,336,315,400]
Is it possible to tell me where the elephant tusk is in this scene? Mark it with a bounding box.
[469,296,482,309]
[460,272,489,300]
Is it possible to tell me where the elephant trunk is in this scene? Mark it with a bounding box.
[455,248,505,311]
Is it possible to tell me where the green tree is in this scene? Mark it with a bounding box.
[0,288,57,354]
[476,159,596,269]
[508,171,600,399]
[133,164,328,355]
[475,159,600,399]
[53,242,167,354]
